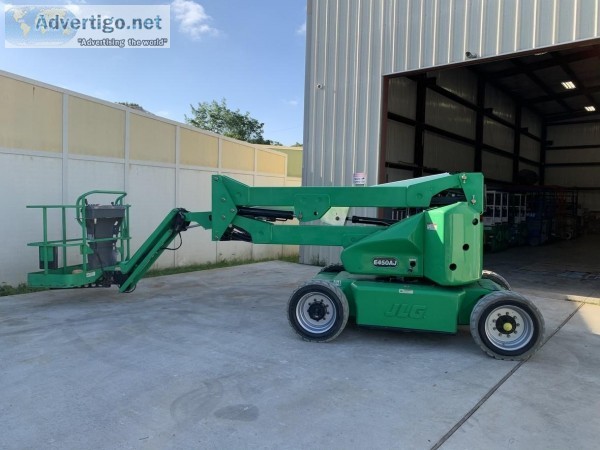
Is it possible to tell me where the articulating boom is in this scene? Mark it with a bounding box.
[185,172,485,287]
[27,172,545,360]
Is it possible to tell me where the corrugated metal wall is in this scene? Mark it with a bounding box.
[302,0,600,265]
[546,122,600,189]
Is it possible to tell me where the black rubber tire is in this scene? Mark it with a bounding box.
[470,291,545,360]
[318,264,345,274]
[482,270,511,290]
[123,284,137,293]
[287,280,349,342]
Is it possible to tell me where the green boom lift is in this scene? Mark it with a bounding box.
[27,172,545,360]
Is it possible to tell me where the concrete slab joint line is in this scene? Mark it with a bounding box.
[431,302,584,450]
[565,294,600,306]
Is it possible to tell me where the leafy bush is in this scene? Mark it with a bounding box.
[0,283,45,297]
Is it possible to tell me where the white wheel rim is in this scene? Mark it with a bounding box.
[484,305,535,351]
[296,292,336,334]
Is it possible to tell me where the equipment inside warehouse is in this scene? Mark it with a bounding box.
[483,186,580,251]
[381,43,600,256]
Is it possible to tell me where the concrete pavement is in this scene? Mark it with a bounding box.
[1,257,598,449]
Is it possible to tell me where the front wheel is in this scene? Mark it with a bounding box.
[482,270,511,290]
[287,280,349,342]
[470,291,545,360]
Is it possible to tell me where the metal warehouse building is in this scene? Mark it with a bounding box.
[301,0,600,264]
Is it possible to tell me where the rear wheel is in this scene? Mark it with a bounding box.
[287,280,349,342]
[470,291,545,360]
[482,270,511,290]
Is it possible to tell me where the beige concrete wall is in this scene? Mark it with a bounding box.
[221,140,255,171]
[180,128,218,167]
[261,146,303,178]
[257,148,286,175]
[69,97,125,158]
[130,114,176,163]
[0,70,299,286]
[0,76,62,152]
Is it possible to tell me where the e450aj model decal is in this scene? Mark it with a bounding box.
[384,303,427,319]
[373,257,397,267]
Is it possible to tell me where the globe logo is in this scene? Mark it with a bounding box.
[5,6,78,46]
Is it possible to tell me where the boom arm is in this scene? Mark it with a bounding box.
[184,172,484,247]
[183,171,485,287]
[26,172,485,292]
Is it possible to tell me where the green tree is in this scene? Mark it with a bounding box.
[186,98,279,145]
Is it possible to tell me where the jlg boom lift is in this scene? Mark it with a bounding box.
[27,172,545,360]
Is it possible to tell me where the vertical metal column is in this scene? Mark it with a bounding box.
[512,102,522,182]
[540,120,547,185]
[474,77,485,172]
[378,77,389,185]
[413,75,426,177]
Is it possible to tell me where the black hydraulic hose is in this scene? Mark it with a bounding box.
[349,216,397,226]
[237,207,294,221]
